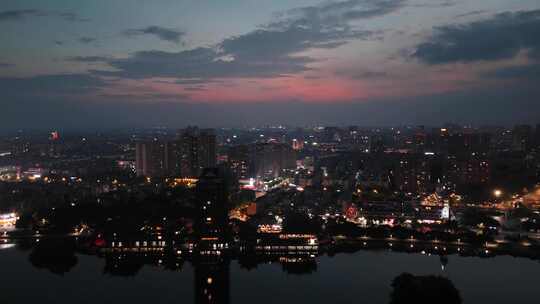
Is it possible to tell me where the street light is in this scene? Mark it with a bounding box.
[493,189,502,198]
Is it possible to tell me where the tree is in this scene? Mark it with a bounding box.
[390,273,462,304]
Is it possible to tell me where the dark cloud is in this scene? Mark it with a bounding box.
[411,0,457,9]
[280,0,405,23]
[123,26,185,43]
[413,9,540,64]
[54,40,64,46]
[78,37,97,44]
[67,56,110,62]
[95,48,314,79]
[0,9,43,21]
[0,62,15,68]
[183,86,206,92]
[484,63,540,80]
[174,79,216,85]
[219,28,373,64]
[95,0,399,81]
[57,12,90,22]
[336,70,388,79]
[97,92,190,101]
[0,74,106,96]
[0,9,88,22]
[455,10,487,18]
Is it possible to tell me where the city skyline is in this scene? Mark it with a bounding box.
[1,0,540,130]
[2,2,540,304]
[1,123,540,304]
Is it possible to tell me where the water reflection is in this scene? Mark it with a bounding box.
[29,239,78,275]
[390,273,461,304]
[12,237,464,304]
[8,236,540,304]
[0,243,16,250]
[17,236,321,304]
[194,257,230,304]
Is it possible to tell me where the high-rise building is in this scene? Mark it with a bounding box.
[445,155,490,186]
[535,124,540,149]
[180,127,217,178]
[322,126,342,142]
[227,144,250,180]
[251,142,296,178]
[292,138,304,151]
[195,168,230,248]
[135,140,177,177]
[512,125,533,152]
[48,130,61,157]
[370,133,385,154]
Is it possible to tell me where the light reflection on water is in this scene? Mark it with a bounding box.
[0,243,16,250]
[0,244,539,304]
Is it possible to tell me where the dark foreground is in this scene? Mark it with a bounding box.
[1,240,539,304]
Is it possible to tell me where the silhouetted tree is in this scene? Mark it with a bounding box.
[390,273,461,304]
[29,239,78,275]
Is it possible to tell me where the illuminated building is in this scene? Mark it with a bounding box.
[179,127,217,178]
[367,152,436,195]
[50,131,60,141]
[47,130,61,157]
[321,126,342,143]
[441,202,451,220]
[257,224,282,234]
[135,140,177,177]
[414,126,427,153]
[344,203,359,222]
[227,144,250,179]
[9,138,30,156]
[446,156,490,185]
[255,233,319,255]
[0,213,18,229]
[134,128,217,179]
[196,168,230,252]
[0,166,20,181]
[116,160,136,172]
[251,142,296,178]
[23,167,48,180]
[292,138,304,150]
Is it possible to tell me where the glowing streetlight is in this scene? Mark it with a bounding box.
[493,189,502,198]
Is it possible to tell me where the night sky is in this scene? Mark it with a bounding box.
[1,0,540,130]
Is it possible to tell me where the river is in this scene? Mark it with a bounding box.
[1,241,539,304]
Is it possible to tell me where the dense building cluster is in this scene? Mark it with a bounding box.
[136,127,216,177]
[0,124,539,253]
